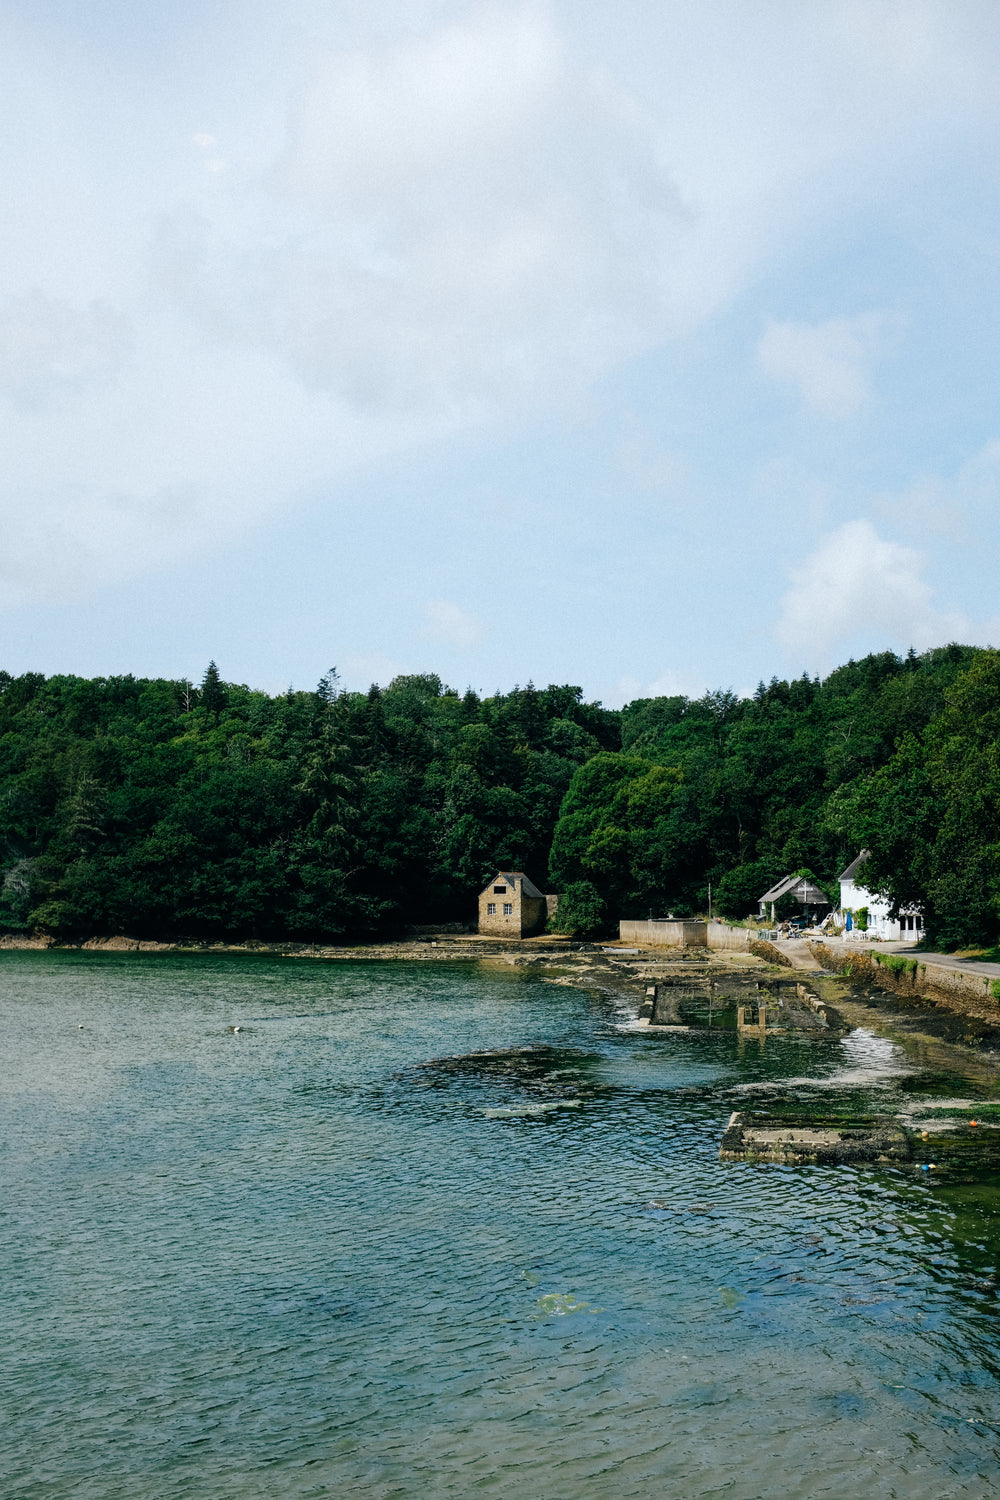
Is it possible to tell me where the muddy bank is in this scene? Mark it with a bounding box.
[747,937,793,967]
[0,932,589,960]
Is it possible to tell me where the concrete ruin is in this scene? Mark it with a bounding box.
[640,972,846,1033]
[720,1111,910,1165]
[720,1105,1000,1175]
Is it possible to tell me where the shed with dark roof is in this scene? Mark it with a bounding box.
[758,874,830,922]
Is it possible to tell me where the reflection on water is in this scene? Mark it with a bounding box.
[775,1027,917,1089]
[2,950,1000,1499]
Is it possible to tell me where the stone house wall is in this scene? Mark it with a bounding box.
[478,875,548,937]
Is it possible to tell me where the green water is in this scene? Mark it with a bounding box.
[2,951,1000,1498]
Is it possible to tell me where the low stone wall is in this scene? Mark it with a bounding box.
[619,919,707,947]
[618,920,792,959]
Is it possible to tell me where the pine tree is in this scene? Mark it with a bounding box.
[201,661,226,720]
[315,667,341,706]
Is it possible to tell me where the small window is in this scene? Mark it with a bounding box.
[487,902,496,915]
[494,885,507,894]
[503,902,513,916]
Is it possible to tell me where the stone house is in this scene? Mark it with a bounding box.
[838,851,924,940]
[478,870,549,937]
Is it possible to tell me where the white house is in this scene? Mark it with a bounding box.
[838,851,923,940]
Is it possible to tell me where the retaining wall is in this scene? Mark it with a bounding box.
[810,941,1000,1024]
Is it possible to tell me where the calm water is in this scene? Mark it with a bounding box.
[3,951,1000,1498]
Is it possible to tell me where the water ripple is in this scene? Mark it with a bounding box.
[1,952,999,1497]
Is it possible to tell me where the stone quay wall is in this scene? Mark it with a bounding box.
[705,922,753,951]
[809,940,1000,1025]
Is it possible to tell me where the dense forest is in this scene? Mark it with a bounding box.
[0,644,995,948]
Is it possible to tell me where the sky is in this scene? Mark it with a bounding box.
[2,0,1000,706]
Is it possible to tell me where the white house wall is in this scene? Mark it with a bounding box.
[838,877,923,941]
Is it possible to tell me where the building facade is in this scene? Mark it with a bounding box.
[838,851,924,940]
[478,871,548,938]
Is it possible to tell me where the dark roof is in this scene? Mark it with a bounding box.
[480,870,545,899]
[759,874,829,905]
[838,850,871,883]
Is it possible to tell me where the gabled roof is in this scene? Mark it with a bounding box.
[480,870,545,899]
[760,874,798,902]
[838,850,871,883]
[759,874,829,905]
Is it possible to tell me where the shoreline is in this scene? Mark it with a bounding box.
[6,931,1000,1063]
[0,931,593,960]
[0,931,772,1015]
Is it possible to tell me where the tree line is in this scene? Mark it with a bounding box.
[0,644,993,948]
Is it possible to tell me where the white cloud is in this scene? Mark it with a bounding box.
[609,668,713,708]
[613,415,687,500]
[758,313,892,418]
[0,479,202,607]
[280,7,560,203]
[872,439,1000,539]
[1,0,1000,617]
[340,651,411,690]
[774,519,969,664]
[0,290,132,407]
[192,132,227,175]
[157,4,691,419]
[423,599,482,649]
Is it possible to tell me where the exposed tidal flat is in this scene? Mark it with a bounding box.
[4,952,1000,1498]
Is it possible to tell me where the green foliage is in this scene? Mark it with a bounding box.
[849,647,1000,948]
[549,645,981,941]
[714,859,781,918]
[0,642,994,948]
[552,880,609,938]
[200,661,226,719]
[874,953,918,976]
[0,668,614,941]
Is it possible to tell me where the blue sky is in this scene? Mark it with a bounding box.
[3,0,1000,704]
